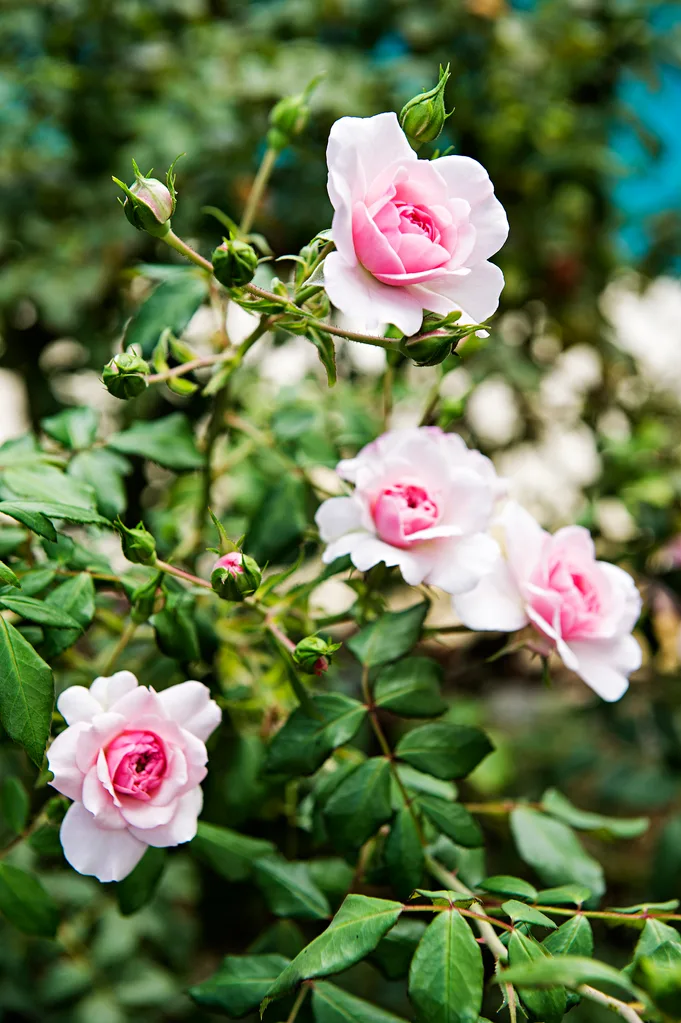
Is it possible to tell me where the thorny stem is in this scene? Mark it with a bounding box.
[578,985,645,1023]
[163,229,213,272]
[240,147,278,235]
[383,362,394,430]
[146,353,226,384]
[266,619,297,655]
[154,559,213,590]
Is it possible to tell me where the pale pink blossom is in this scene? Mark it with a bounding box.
[453,502,642,701]
[324,112,508,336]
[316,427,504,594]
[214,552,244,576]
[48,671,221,882]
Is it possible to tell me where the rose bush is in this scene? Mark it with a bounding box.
[0,63,677,1023]
[48,672,221,881]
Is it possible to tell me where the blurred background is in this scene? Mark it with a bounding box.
[2,1,681,1020]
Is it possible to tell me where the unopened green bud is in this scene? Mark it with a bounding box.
[211,552,262,601]
[115,519,157,566]
[102,350,150,399]
[399,65,451,145]
[399,331,454,367]
[292,635,342,675]
[212,239,259,288]
[113,157,179,237]
[267,95,309,151]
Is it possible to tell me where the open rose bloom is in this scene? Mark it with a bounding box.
[454,502,642,701]
[316,426,504,595]
[324,112,508,335]
[48,671,221,882]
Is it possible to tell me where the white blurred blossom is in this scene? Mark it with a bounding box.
[466,376,521,446]
[596,498,638,542]
[0,370,30,444]
[601,275,681,397]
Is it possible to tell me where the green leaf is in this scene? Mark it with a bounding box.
[324,758,393,852]
[502,900,557,930]
[1,776,29,834]
[0,863,59,937]
[266,693,367,776]
[307,328,337,387]
[42,573,96,659]
[541,788,649,839]
[192,822,276,881]
[500,950,636,1000]
[2,465,96,510]
[41,407,99,450]
[108,414,203,471]
[631,919,681,965]
[543,915,594,957]
[411,891,475,907]
[68,449,131,520]
[395,723,493,780]
[115,846,166,916]
[396,766,458,802]
[262,894,403,1008]
[419,796,483,848]
[633,954,681,1017]
[348,602,429,667]
[0,503,57,541]
[0,594,81,629]
[510,807,605,898]
[371,919,427,980]
[408,908,483,1023]
[312,981,409,1022]
[245,476,308,565]
[385,806,424,898]
[0,561,19,588]
[0,500,110,531]
[16,567,56,596]
[374,657,446,717]
[478,876,538,901]
[254,857,331,921]
[0,617,54,765]
[189,954,290,1017]
[536,884,592,906]
[123,272,208,357]
[614,900,679,914]
[506,932,568,1023]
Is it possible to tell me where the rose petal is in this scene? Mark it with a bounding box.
[57,686,103,725]
[156,681,222,742]
[48,722,88,801]
[89,670,138,710]
[129,787,203,848]
[453,558,529,632]
[59,802,146,883]
[324,251,425,336]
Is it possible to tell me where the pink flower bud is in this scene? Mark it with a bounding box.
[214,552,244,576]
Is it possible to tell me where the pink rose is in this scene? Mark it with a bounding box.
[315,427,505,594]
[48,671,221,882]
[453,502,642,701]
[324,112,508,336]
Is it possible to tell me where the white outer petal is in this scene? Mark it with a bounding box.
[453,558,529,631]
[420,261,505,323]
[324,251,425,337]
[129,787,203,848]
[427,533,501,596]
[563,634,642,702]
[156,681,222,742]
[315,497,363,542]
[48,722,88,801]
[431,154,496,207]
[59,802,146,883]
[89,671,138,710]
[499,501,547,586]
[57,686,103,725]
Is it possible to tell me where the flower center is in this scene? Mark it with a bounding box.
[372,481,440,548]
[106,730,167,801]
[528,558,605,642]
[395,202,440,244]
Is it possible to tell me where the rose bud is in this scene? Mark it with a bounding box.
[211,551,262,601]
[292,635,342,674]
[211,238,259,288]
[399,331,454,367]
[115,519,157,566]
[399,64,451,146]
[102,350,149,399]
[112,157,179,237]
